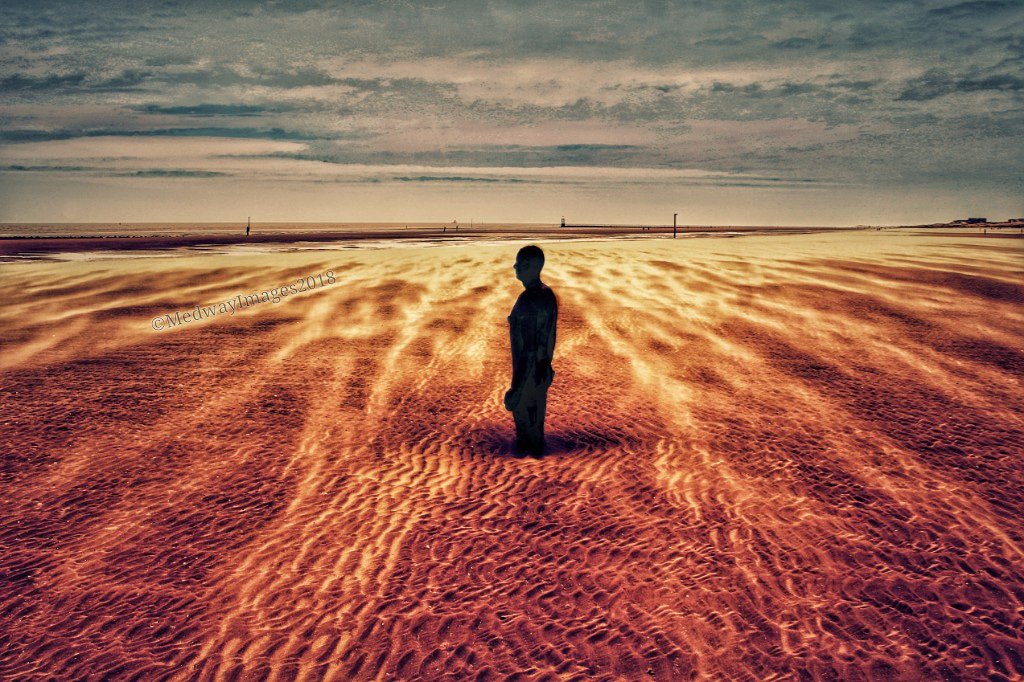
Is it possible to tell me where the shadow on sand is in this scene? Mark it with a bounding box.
[460,423,640,459]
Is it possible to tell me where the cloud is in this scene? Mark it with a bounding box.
[925,0,1017,20]
[772,37,821,50]
[95,69,153,90]
[548,144,641,152]
[0,69,154,93]
[0,137,305,162]
[897,69,1024,100]
[247,67,338,89]
[0,164,225,177]
[0,72,87,91]
[0,127,321,142]
[133,103,271,117]
[123,169,226,177]
[393,175,522,183]
[830,78,879,91]
[1,164,91,172]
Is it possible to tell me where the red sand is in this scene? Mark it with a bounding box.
[0,232,1022,679]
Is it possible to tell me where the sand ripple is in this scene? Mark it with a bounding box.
[1,233,1022,679]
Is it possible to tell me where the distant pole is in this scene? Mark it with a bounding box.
[673,213,677,238]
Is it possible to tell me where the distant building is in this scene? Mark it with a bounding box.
[1009,218,1024,223]
[965,217,988,224]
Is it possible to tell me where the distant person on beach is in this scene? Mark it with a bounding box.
[504,245,558,457]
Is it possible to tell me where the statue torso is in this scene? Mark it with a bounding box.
[508,282,557,356]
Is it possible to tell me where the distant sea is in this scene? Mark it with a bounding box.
[0,223,537,238]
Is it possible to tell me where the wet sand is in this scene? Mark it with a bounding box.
[913,231,1024,239]
[1,231,1022,679]
[0,223,850,260]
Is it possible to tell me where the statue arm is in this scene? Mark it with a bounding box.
[536,294,557,386]
[545,296,557,361]
[509,318,525,389]
[504,317,526,410]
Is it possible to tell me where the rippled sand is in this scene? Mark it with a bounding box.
[1,232,1022,680]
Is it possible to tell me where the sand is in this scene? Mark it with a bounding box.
[1,231,1022,679]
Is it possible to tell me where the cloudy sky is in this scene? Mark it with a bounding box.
[1,0,1021,224]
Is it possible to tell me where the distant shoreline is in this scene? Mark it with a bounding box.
[0,224,848,258]
[0,222,859,238]
[0,223,1019,259]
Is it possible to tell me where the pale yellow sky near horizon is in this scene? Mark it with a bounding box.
[2,170,1019,226]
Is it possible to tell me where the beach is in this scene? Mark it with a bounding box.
[1,229,1022,679]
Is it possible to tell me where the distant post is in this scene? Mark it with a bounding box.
[673,213,677,238]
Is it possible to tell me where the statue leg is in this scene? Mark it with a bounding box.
[512,406,531,452]
[529,388,548,455]
[513,382,548,456]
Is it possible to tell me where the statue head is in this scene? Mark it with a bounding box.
[514,245,545,285]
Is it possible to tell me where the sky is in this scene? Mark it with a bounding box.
[1,0,1022,225]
